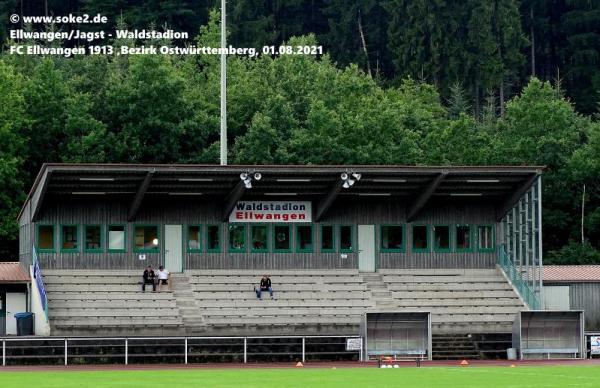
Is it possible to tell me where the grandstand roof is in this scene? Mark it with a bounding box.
[543,265,600,283]
[0,262,30,283]
[20,163,544,222]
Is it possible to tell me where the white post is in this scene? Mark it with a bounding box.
[219,0,227,165]
[243,338,247,363]
[302,337,305,363]
[537,177,544,307]
[2,339,5,366]
[184,338,188,365]
[64,339,68,366]
[125,338,128,365]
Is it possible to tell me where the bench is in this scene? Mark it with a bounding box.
[521,348,580,358]
[368,350,427,367]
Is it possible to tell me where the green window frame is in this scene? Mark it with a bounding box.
[60,224,80,253]
[433,225,452,253]
[228,224,247,253]
[107,224,127,253]
[273,224,292,253]
[187,225,202,252]
[380,224,405,253]
[251,224,269,253]
[84,225,103,253]
[455,224,474,252]
[36,224,55,253]
[411,224,430,253]
[477,224,495,252]
[320,224,335,253]
[133,224,160,253]
[339,225,354,253]
[206,224,221,253]
[295,224,314,253]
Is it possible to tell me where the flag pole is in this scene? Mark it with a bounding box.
[219,0,227,165]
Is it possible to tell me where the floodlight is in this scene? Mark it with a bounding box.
[240,172,248,180]
[340,172,349,180]
[343,181,350,189]
[253,172,262,181]
[244,179,252,189]
[351,173,361,181]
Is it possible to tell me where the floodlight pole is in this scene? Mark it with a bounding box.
[219,0,227,165]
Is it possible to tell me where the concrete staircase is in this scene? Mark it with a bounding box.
[171,273,206,334]
[360,273,394,310]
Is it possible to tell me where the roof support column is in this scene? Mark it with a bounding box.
[128,171,154,221]
[406,171,448,222]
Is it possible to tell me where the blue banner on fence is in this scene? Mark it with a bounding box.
[33,248,48,314]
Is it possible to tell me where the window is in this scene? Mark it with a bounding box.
[320,225,335,253]
[273,224,291,252]
[206,225,221,252]
[296,225,313,253]
[251,224,269,252]
[433,225,451,252]
[412,225,429,252]
[61,225,79,252]
[478,225,495,252]
[339,225,354,252]
[134,225,159,252]
[84,225,102,252]
[228,224,246,252]
[108,225,126,252]
[381,225,404,252]
[187,225,202,252]
[37,224,55,252]
[456,225,472,251]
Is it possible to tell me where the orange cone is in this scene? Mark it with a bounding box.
[296,362,304,368]
[460,360,469,366]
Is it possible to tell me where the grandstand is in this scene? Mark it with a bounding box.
[11,164,548,360]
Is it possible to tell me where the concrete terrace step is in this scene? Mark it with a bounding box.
[193,300,374,308]
[386,283,513,291]
[46,292,174,301]
[185,270,360,276]
[52,318,183,327]
[381,276,509,283]
[49,300,177,308]
[391,290,519,299]
[192,284,368,292]
[377,269,499,276]
[198,307,368,316]
[44,284,175,292]
[50,309,180,318]
[188,276,364,284]
[203,316,362,325]
[192,291,370,299]
[392,298,523,307]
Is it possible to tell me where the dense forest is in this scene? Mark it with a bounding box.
[0,1,598,263]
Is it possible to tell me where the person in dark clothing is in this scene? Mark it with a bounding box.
[142,265,156,292]
[255,275,273,300]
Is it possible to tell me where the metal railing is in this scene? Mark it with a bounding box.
[1,335,362,366]
[498,245,540,310]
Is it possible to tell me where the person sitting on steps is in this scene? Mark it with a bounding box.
[142,265,156,292]
[255,274,273,300]
[156,265,171,292]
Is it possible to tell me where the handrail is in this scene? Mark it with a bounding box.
[497,245,540,310]
[32,247,49,321]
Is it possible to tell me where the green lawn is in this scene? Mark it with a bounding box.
[1,366,599,388]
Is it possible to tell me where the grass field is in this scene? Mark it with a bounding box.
[1,366,599,388]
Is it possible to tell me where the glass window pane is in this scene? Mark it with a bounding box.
[62,225,78,250]
[478,225,493,250]
[38,225,54,250]
[434,226,450,250]
[340,225,353,251]
[274,225,290,251]
[251,225,268,251]
[321,225,334,251]
[456,225,472,250]
[108,225,126,251]
[229,225,246,251]
[297,225,313,252]
[412,226,428,250]
[382,226,403,250]
[134,226,159,251]
[85,226,101,251]
[207,225,220,251]
[188,225,201,251]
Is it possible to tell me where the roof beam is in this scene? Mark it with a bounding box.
[406,171,448,222]
[31,170,52,222]
[315,181,344,222]
[495,173,540,221]
[222,181,247,221]
[127,171,154,221]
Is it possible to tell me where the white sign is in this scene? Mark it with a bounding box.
[229,201,312,223]
[591,336,600,355]
[346,337,363,351]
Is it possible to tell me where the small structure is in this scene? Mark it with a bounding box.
[513,310,585,359]
[362,312,432,361]
[0,262,30,335]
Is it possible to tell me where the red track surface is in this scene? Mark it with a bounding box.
[2,359,600,372]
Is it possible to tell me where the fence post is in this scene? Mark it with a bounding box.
[184,338,188,365]
[243,338,247,363]
[125,338,128,365]
[302,337,305,363]
[64,339,68,366]
[2,339,5,366]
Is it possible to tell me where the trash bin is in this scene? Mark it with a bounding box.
[14,312,34,336]
[507,347,517,360]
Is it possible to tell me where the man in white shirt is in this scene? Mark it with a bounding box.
[156,265,171,292]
